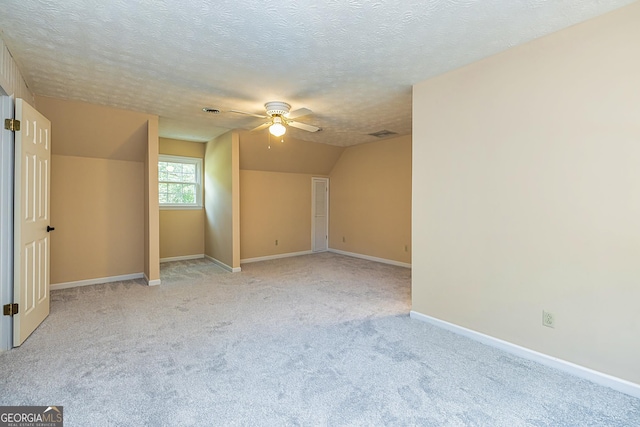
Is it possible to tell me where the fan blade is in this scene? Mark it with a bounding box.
[288,121,320,132]
[250,122,271,132]
[286,107,312,119]
[229,109,268,119]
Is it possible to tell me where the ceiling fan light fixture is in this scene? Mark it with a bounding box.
[269,122,286,137]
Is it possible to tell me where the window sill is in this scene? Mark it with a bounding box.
[160,205,203,211]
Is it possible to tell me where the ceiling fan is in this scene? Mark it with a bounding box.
[229,101,321,137]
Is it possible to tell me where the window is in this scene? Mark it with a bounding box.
[158,155,202,208]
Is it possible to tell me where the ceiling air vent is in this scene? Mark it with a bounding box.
[368,129,397,138]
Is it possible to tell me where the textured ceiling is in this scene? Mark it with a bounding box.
[0,0,635,146]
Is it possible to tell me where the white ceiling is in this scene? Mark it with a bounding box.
[0,0,634,146]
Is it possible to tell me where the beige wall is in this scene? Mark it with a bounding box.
[240,170,317,260]
[36,96,159,285]
[51,155,144,283]
[412,2,640,384]
[329,135,412,264]
[159,210,205,259]
[159,138,205,260]
[204,131,240,269]
[238,131,342,262]
[145,119,160,283]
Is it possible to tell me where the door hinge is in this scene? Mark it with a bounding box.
[4,118,20,132]
[3,303,19,317]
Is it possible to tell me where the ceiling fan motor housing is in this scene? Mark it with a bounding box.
[265,101,291,117]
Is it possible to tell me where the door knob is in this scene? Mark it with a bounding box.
[47,226,55,232]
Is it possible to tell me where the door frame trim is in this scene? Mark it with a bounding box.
[0,94,14,351]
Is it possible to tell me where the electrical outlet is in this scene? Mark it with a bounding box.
[275,239,278,246]
[542,310,555,328]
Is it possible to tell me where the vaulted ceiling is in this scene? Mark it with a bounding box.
[0,1,634,146]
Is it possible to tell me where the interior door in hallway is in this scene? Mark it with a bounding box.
[13,98,52,346]
[312,177,328,252]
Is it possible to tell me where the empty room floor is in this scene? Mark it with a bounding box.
[0,253,638,426]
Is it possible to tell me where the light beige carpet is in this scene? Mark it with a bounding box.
[0,252,637,426]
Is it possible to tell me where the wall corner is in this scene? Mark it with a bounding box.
[145,117,160,283]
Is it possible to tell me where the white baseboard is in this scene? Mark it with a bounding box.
[409,310,640,399]
[144,274,161,286]
[51,273,145,290]
[160,254,204,263]
[204,255,241,273]
[241,250,313,264]
[328,248,411,269]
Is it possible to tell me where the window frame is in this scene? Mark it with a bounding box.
[158,154,203,210]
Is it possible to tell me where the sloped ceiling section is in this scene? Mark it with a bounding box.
[239,131,345,175]
[36,96,155,162]
[0,1,636,146]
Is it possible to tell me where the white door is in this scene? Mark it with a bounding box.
[13,98,51,346]
[312,177,328,252]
